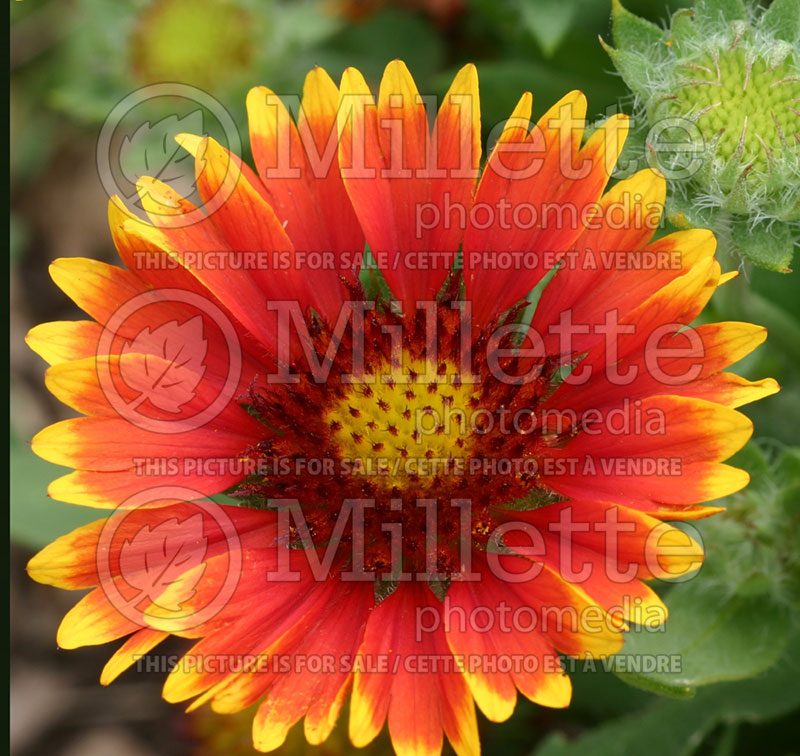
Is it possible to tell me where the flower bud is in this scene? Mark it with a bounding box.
[603,0,800,272]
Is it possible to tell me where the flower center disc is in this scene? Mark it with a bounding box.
[325,358,477,493]
[243,302,561,578]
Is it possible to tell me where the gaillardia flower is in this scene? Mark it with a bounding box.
[27,61,776,756]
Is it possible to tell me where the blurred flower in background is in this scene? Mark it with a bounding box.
[130,0,257,90]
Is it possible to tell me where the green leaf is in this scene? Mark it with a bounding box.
[519,0,580,58]
[611,0,666,56]
[10,435,97,549]
[428,576,451,602]
[761,0,800,44]
[533,633,800,756]
[693,442,800,608]
[500,488,566,512]
[374,577,398,605]
[611,580,793,695]
[736,289,800,365]
[725,443,771,496]
[668,8,701,54]
[599,39,656,100]
[730,217,795,274]
[709,723,738,756]
[694,0,747,27]
[775,446,800,488]
[359,246,393,303]
[664,191,719,232]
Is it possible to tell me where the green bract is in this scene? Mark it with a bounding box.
[603,0,800,272]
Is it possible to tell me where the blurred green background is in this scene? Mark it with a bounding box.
[10,1,799,755]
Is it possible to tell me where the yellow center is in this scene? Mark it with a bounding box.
[325,359,479,491]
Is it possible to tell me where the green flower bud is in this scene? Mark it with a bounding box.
[697,444,800,611]
[603,0,800,272]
